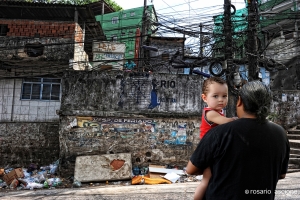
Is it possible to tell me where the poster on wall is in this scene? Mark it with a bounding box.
[76,117,187,145]
[163,123,187,145]
[92,41,126,70]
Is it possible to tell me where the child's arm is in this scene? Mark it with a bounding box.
[206,110,237,125]
[186,160,203,175]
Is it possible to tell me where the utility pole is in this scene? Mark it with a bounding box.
[224,0,235,117]
[199,23,203,58]
[139,0,147,71]
[247,0,259,81]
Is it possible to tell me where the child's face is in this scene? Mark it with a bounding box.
[201,82,228,112]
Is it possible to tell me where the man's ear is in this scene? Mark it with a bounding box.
[236,96,242,107]
[201,94,207,102]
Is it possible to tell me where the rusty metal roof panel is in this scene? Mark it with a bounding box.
[0,0,114,22]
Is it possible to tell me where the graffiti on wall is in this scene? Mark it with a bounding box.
[75,117,188,145]
[118,74,151,108]
[118,73,177,109]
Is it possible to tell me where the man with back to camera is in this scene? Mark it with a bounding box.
[186,81,290,200]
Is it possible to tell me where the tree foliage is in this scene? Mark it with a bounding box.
[25,0,123,11]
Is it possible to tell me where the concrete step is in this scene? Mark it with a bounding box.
[288,129,300,134]
[288,163,300,173]
[288,163,298,168]
[290,148,300,154]
[289,157,300,166]
[290,154,300,158]
[287,168,300,173]
[287,134,300,140]
[289,140,300,148]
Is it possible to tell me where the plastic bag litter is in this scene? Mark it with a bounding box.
[47,178,62,187]
[22,169,31,178]
[73,179,82,188]
[27,163,38,173]
[196,175,203,181]
[10,179,19,189]
[24,182,43,190]
[5,168,14,174]
[0,181,7,188]
[40,166,50,171]
[49,165,58,174]
[49,160,59,174]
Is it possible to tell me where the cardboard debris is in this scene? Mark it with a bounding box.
[148,165,184,179]
[148,165,166,178]
[163,172,181,183]
[3,168,24,185]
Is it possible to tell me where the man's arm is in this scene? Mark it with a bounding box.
[186,160,204,175]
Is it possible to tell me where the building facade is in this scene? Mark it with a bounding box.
[0,0,115,168]
[95,5,158,60]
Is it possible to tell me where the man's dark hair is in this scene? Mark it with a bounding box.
[202,77,227,95]
[239,81,272,122]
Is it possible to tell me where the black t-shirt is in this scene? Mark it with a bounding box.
[190,118,290,200]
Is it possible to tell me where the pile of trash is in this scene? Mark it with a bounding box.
[0,160,63,190]
[0,162,203,191]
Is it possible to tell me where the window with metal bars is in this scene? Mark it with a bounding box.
[21,78,61,101]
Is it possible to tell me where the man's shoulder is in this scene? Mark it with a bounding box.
[203,121,233,139]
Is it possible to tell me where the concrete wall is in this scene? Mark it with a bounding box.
[59,71,204,177]
[0,122,59,168]
[265,33,299,63]
[59,116,198,177]
[270,90,300,129]
[266,33,300,90]
[0,34,75,64]
[60,71,203,115]
[72,23,89,70]
[0,79,60,122]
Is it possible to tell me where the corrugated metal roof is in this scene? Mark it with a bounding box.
[0,0,114,21]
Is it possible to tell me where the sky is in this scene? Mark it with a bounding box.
[113,0,247,15]
[112,0,247,55]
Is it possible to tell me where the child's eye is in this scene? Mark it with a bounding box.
[213,95,218,98]
[223,95,228,98]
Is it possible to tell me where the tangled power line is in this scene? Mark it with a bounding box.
[0,0,298,78]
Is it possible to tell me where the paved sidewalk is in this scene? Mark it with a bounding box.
[0,172,300,199]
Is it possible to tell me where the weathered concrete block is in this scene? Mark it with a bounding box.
[74,153,132,182]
